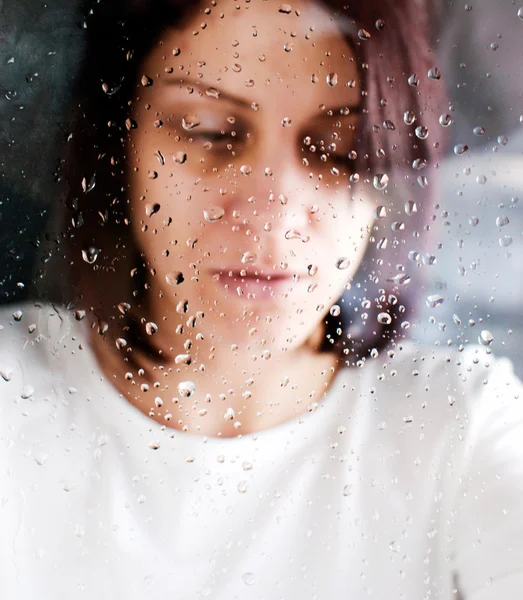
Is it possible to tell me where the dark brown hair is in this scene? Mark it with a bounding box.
[39,0,446,373]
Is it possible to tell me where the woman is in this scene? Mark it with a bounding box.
[1,0,522,598]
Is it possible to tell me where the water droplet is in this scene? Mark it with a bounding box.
[342,484,352,497]
[375,206,387,219]
[427,67,441,80]
[174,353,192,366]
[415,126,429,140]
[166,271,184,286]
[178,381,196,397]
[403,110,416,125]
[499,235,513,247]
[278,3,292,13]
[375,19,386,30]
[241,252,257,264]
[82,247,99,264]
[417,175,429,188]
[454,144,469,155]
[174,151,187,165]
[12,309,23,322]
[146,322,158,335]
[204,206,225,222]
[182,114,201,131]
[426,295,444,308]
[281,117,292,127]
[479,330,493,346]
[373,173,389,190]
[518,6,523,18]
[473,126,485,136]
[383,119,395,131]
[206,87,220,99]
[357,28,371,40]
[439,113,453,127]
[285,230,310,243]
[496,216,509,227]
[408,73,419,87]
[241,572,256,585]
[326,72,338,87]
[224,407,235,420]
[141,74,153,87]
[335,257,351,270]
[377,312,392,325]
[330,304,341,317]
[240,164,252,176]
[405,201,418,215]
[308,264,318,276]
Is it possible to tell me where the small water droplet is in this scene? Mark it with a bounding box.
[204,206,225,222]
[358,28,371,40]
[335,257,350,270]
[308,264,318,276]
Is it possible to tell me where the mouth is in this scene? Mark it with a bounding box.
[208,268,304,299]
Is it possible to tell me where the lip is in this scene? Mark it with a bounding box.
[208,268,305,300]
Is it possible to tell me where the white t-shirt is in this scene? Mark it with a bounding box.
[1,302,523,599]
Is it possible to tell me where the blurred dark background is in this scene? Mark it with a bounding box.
[1,0,522,372]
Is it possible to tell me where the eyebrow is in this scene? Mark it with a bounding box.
[163,77,253,109]
[163,77,362,116]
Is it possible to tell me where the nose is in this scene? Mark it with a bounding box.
[228,139,312,236]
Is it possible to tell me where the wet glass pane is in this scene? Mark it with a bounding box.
[1,0,522,597]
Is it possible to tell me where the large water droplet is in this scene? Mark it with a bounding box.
[174,151,187,165]
[278,4,292,14]
[285,230,310,243]
[204,206,225,222]
[145,322,158,335]
[240,164,252,176]
[166,271,184,286]
[178,381,196,397]
[427,66,441,80]
[241,252,257,264]
[404,110,416,125]
[182,114,201,131]
[454,144,469,155]
[415,126,429,140]
[426,295,444,308]
[439,114,453,127]
[479,330,494,346]
[326,72,338,87]
[377,312,392,325]
[82,247,99,264]
[373,173,389,190]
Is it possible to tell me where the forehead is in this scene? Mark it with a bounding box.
[140,0,360,112]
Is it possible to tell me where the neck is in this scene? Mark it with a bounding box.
[89,315,343,438]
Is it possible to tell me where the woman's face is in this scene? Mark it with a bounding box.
[128,0,375,351]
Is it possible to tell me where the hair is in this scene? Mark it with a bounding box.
[37,0,446,375]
